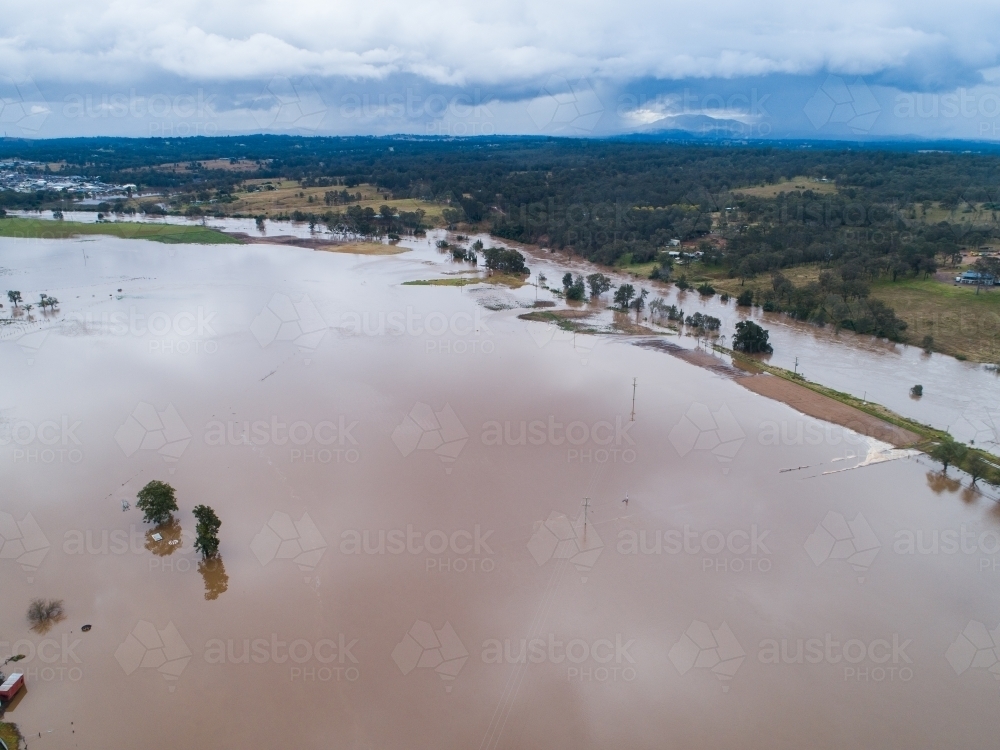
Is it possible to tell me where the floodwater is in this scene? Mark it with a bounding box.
[12,209,1000,452]
[2,232,1000,748]
[10,209,348,240]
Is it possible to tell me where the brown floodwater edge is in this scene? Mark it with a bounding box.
[635,338,923,447]
[735,373,922,447]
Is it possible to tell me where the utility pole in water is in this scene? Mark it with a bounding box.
[630,378,637,421]
[581,497,591,531]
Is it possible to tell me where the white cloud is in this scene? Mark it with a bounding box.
[2,0,998,89]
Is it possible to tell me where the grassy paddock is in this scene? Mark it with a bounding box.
[225,182,447,223]
[0,218,241,245]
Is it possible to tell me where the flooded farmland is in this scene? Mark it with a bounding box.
[3,232,1000,749]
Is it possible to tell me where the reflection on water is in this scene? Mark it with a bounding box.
[198,557,228,601]
[145,517,183,556]
[926,470,962,495]
[2,232,1000,748]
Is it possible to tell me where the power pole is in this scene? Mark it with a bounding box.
[630,378,637,422]
[581,497,591,531]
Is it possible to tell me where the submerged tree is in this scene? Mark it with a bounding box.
[565,275,586,301]
[27,598,64,633]
[586,273,612,299]
[192,505,222,558]
[929,437,967,474]
[965,454,991,487]
[631,288,649,320]
[613,283,636,311]
[136,480,178,525]
[733,320,773,353]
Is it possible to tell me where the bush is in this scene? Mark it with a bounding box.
[136,480,178,525]
[483,247,529,274]
[685,312,721,331]
[193,505,222,559]
[733,320,773,353]
[565,275,586,301]
[697,283,716,296]
[911,384,923,397]
[736,290,754,307]
[27,598,64,632]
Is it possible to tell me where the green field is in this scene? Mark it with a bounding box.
[0,218,241,244]
[871,277,1000,361]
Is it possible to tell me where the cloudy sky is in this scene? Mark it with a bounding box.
[3,0,1000,140]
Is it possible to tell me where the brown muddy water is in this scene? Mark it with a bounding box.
[2,232,1000,749]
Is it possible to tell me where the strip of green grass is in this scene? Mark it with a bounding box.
[726,346,1000,479]
[0,721,22,750]
[0,218,241,244]
[402,278,481,286]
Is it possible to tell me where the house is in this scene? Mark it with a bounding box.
[668,239,680,246]
[955,271,997,285]
[0,672,24,701]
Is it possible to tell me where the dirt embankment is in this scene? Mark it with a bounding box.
[735,373,922,447]
[634,339,922,448]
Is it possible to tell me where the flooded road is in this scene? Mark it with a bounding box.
[2,233,1000,748]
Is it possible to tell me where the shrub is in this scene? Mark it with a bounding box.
[733,320,773,353]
